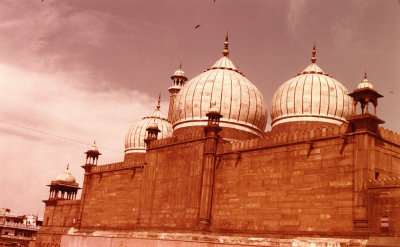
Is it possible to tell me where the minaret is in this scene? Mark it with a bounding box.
[77,141,101,227]
[347,71,384,133]
[168,64,187,122]
[347,72,384,231]
[83,141,101,171]
[144,120,160,149]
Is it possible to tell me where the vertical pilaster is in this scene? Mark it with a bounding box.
[198,107,222,228]
[353,133,375,231]
[76,164,91,228]
[198,126,220,227]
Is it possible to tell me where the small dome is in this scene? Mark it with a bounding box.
[270,44,353,129]
[171,64,187,78]
[209,104,220,114]
[125,98,172,153]
[172,35,268,137]
[148,121,159,130]
[55,165,76,183]
[173,69,186,77]
[87,141,99,152]
[357,72,374,90]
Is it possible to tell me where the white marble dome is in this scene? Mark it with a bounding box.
[270,46,353,128]
[172,37,268,137]
[55,166,76,183]
[357,72,374,90]
[173,68,186,77]
[125,102,172,153]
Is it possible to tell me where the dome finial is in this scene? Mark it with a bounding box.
[364,70,367,79]
[222,32,229,57]
[157,93,161,110]
[179,62,182,70]
[311,41,317,63]
[66,163,69,171]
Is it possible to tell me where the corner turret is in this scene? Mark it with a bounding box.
[347,71,384,133]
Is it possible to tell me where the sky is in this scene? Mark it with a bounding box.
[0,0,399,216]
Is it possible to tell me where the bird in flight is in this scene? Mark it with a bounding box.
[195,25,200,29]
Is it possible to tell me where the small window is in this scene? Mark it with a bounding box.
[375,172,380,179]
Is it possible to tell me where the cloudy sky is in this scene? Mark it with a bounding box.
[0,0,399,216]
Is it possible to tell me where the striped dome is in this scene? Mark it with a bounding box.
[125,103,172,153]
[172,37,268,137]
[357,72,374,90]
[270,46,353,128]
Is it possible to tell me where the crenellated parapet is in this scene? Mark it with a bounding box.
[368,177,400,189]
[378,126,400,146]
[221,124,349,153]
[91,160,145,173]
[150,130,204,148]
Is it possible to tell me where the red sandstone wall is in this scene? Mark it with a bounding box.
[212,138,355,234]
[139,140,205,229]
[367,137,400,235]
[38,200,80,247]
[79,168,144,229]
[373,138,400,178]
[43,200,80,227]
[368,188,400,235]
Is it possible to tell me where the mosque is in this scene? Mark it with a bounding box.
[36,35,400,247]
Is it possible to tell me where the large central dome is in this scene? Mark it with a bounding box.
[172,35,268,138]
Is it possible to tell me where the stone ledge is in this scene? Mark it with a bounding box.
[61,228,369,247]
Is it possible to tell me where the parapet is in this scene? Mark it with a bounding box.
[150,130,204,148]
[221,124,349,153]
[90,160,145,174]
[378,126,400,146]
[368,177,400,189]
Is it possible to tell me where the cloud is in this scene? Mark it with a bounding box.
[286,0,307,39]
[0,61,161,215]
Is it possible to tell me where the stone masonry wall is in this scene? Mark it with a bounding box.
[212,137,355,235]
[79,166,144,230]
[367,131,400,236]
[43,200,80,228]
[139,140,205,229]
[37,200,80,247]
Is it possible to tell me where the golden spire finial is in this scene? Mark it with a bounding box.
[364,70,367,79]
[223,32,229,57]
[67,163,69,171]
[157,93,161,110]
[311,41,316,63]
[179,63,182,70]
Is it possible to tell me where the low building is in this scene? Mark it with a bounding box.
[0,208,41,247]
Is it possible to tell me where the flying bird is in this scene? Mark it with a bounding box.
[195,25,200,29]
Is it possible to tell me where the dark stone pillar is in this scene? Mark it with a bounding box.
[198,109,222,228]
